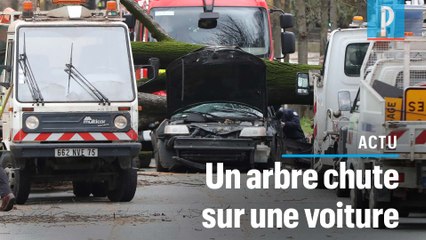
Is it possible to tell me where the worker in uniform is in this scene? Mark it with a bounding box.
[0,168,15,211]
[276,107,306,143]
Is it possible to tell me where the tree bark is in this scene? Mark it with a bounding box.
[121,0,173,42]
[320,0,329,56]
[294,0,308,64]
[272,0,283,59]
[132,41,203,68]
[330,0,338,31]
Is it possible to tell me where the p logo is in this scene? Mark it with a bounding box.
[367,0,405,39]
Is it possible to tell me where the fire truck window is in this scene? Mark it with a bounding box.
[344,43,369,77]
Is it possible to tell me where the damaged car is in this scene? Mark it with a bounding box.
[151,47,285,171]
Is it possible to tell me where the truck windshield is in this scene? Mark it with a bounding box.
[16,26,135,103]
[151,7,270,58]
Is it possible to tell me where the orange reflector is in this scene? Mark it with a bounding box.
[118,107,131,111]
[353,16,363,22]
[52,0,87,4]
[8,107,13,112]
[138,106,143,111]
[106,1,117,11]
[22,107,34,112]
[405,32,414,36]
[22,1,33,11]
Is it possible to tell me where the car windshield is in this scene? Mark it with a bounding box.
[16,26,135,103]
[174,102,263,120]
[151,7,270,58]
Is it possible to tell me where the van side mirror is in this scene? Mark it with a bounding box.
[198,12,219,29]
[296,72,309,95]
[281,32,296,54]
[280,13,294,29]
[338,91,352,111]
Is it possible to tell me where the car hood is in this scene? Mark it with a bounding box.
[166,47,267,117]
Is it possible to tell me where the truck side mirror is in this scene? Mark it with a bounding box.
[199,12,219,29]
[281,32,296,54]
[148,57,160,80]
[134,58,160,81]
[338,91,352,111]
[296,72,309,95]
[123,14,136,29]
[280,13,294,29]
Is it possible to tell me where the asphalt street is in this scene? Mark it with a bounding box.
[1,162,426,240]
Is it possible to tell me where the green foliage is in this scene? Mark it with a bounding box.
[300,116,313,136]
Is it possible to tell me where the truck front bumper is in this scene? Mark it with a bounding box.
[10,142,141,159]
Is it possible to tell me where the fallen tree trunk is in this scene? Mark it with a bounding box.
[138,92,166,129]
[134,43,319,105]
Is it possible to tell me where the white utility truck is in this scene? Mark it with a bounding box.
[344,36,426,225]
[0,1,142,204]
[296,22,369,193]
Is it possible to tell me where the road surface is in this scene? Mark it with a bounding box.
[1,163,426,240]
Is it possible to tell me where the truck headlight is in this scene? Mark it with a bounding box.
[25,116,39,130]
[239,127,266,137]
[114,115,128,129]
[164,125,189,135]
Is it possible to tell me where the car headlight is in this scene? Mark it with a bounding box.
[114,115,128,129]
[239,127,266,137]
[164,125,190,135]
[25,116,39,130]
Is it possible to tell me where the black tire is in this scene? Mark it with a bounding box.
[107,168,138,202]
[350,185,367,209]
[138,152,152,168]
[312,158,327,189]
[336,186,350,198]
[1,152,31,204]
[398,209,409,218]
[154,140,173,172]
[369,188,387,229]
[120,168,138,202]
[91,182,107,197]
[73,181,92,197]
[335,161,350,197]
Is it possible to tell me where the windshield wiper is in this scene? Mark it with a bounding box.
[18,34,44,104]
[64,44,110,105]
[216,107,260,118]
[181,110,223,120]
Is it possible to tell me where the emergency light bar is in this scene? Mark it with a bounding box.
[52,0,87,5]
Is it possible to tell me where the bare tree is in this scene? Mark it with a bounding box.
[271,0,283,59]
[294,0,308,64]
[330,0,338,30]
[320,0,328,56]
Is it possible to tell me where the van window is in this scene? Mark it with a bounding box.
[344,43,369,77]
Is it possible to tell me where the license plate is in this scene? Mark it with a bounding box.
[55,148,98,158]
[405,88,426,121]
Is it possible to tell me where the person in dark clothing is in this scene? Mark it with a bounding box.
[0,168,15,211]
[276,107,306,143]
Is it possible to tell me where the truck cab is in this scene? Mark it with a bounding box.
[135,0,294,61]
[0,2,142,204]
[296,26,369,189]
[345,38,426,221]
